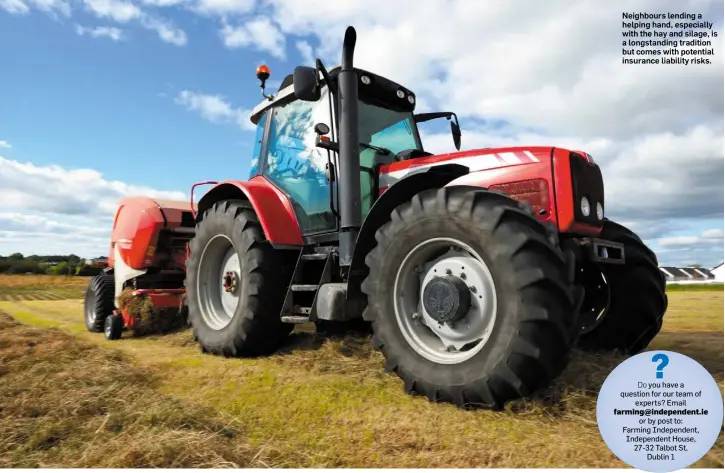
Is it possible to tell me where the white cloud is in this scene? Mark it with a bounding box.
[219,17,286,59]
[296,40,314,66]
[1,0,70,15]
[174,90,255,131]
[191,0,253,15]
[0,140,11,149]
[76,24,125,41]
[0,155,186,217]
[0,156,188,257]
[82,0,140,22]
[658,228,724,248]
[140,15,187,45]
[0,0,30,14]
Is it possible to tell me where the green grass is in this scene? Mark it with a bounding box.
[0,289,722,468]
[666,283,724,291]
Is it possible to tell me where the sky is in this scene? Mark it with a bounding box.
[0,0,723,267]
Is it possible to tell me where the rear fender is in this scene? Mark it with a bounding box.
[345,164,470,309]
[196,175,304,246]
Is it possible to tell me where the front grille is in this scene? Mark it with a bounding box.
[569,152,604,226]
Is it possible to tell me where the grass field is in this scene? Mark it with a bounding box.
[0,275,722,468]
[0,275,90,301]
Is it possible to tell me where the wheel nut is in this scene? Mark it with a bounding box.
[460,273,467,280]
[469,286,477,293]
[412,312,420,320]
[445,268,452,275]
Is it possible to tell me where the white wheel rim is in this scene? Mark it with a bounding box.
[393,237,498,364]
[197,234,241,330]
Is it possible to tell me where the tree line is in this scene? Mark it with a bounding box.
[0,253,106,276]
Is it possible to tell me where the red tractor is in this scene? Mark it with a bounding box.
[84,26,667,408]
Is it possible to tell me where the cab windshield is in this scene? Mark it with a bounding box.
[358,100,421,155]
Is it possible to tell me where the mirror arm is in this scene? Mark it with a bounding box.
[316,136,339,152]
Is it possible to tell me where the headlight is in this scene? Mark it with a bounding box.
[360,75,371,85]
[397,89,405,99]
[407,95,415,104]
[596,202,603,220]
[581,197,591,217]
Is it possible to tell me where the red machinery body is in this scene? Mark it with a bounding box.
[379,145,603,237]
[109,196,195,270]
[108,197,196,328]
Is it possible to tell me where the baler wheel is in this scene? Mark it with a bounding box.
[577,220,667,354]
[186,200,293,357]
[84,272,115,333]
[361,186,577,409]
[104,314,123,340]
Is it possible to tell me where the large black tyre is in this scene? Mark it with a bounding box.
[361,187,577,409]
[186,200,293,357]
[577,220,667,354]
[104,313,124,340]
[84,272,115,333]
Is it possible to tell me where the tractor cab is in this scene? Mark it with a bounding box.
[247,64,460,237]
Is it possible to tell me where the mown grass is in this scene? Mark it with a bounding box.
[0,290,721,468]
[0,275,90,301]
[0,311,269,468]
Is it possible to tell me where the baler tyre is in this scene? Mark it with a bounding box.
[361,186,577,409]
[577,220,667,354]
[104,314,123,340]
[186,200,293,357]
[84,272,115,333]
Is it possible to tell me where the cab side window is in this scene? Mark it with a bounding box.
[248,110,267,178]
[263,89,335,235]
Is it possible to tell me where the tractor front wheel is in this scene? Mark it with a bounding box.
[362,187,577,409]
[577,220,667,354]
[186,200,293,357]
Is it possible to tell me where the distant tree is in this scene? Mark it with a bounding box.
[8,253,24,260]
[688,264,703,268]
[46,261,70,275]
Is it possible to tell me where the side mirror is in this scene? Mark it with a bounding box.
[451,120,461,150]
[293,66,321,102]
[314,123,330,135]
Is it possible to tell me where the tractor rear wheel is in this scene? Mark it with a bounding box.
[186,200,293,357]
[361,187,577,409]
[577,220,667,354]
[84,272,115,333]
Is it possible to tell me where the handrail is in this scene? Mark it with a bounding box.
[189,181,218,219]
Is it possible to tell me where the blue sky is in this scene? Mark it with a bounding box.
[0,0,722,267]
[0,9,291,188]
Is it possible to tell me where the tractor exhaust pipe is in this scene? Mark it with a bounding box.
[337,26,361,268]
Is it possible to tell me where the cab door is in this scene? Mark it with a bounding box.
[262,87,337,235]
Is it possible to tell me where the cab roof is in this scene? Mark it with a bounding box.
[249,66,416,125]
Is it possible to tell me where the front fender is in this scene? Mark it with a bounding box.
[346,163,470,304]
[197,176,304,246]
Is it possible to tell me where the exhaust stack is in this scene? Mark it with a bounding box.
[337,26,362,268]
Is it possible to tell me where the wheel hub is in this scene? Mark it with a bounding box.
[422,275,470,324]
[393,238,498,365]
[222,271,239,294]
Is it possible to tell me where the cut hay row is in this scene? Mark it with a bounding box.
[0,292,73,302]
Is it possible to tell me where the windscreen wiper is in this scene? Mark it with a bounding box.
[360,142,391,155]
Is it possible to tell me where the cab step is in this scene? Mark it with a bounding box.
[281,315,310,324]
